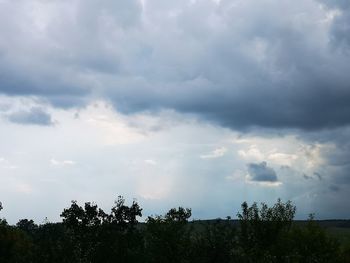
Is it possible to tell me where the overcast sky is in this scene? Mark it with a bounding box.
[1,0,350,223]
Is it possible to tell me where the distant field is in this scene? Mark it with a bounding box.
[327,227,350,246]
[190,219,350,246]
[303,220,350,246]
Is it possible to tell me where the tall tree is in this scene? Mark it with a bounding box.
[145,207,192,263]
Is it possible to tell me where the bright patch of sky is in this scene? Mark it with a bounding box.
[0,96,346,223]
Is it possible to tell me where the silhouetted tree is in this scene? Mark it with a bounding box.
[94,196,143,263]
[0,203,34,263]
[288,214,341,262]
[145,207,192,263]
[60,196,143,262]
[191,218,237,263]
[237,199,296,261]
[61,201,106,262]
[0,197,347,262]
[16,219,38,236]
[0,201,6,226]
[33,222,69,263]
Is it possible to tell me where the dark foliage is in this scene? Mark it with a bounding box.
[0,198,348,262]
[145,207,192,263]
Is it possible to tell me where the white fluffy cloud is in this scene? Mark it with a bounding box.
[200,147,227,159]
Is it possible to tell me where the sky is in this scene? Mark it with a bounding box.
[0,0,350,223]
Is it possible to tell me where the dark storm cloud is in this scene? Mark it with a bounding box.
[0,64,89,108]
[319,0,350,50]
[329,185,340,192]
[314,172,323,181]
[247,162,278,182]
[0,0,350,130]
[320,0,350,8]
[0,0,141,107]
[303,174,313,180]
[7,107,54,126]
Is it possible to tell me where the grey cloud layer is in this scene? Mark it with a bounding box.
[6,107,53,126]
[247,162,278,182]
[321,0,350,50]
[0,0,350,129]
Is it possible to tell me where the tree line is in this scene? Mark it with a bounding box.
[0,198,349,262]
